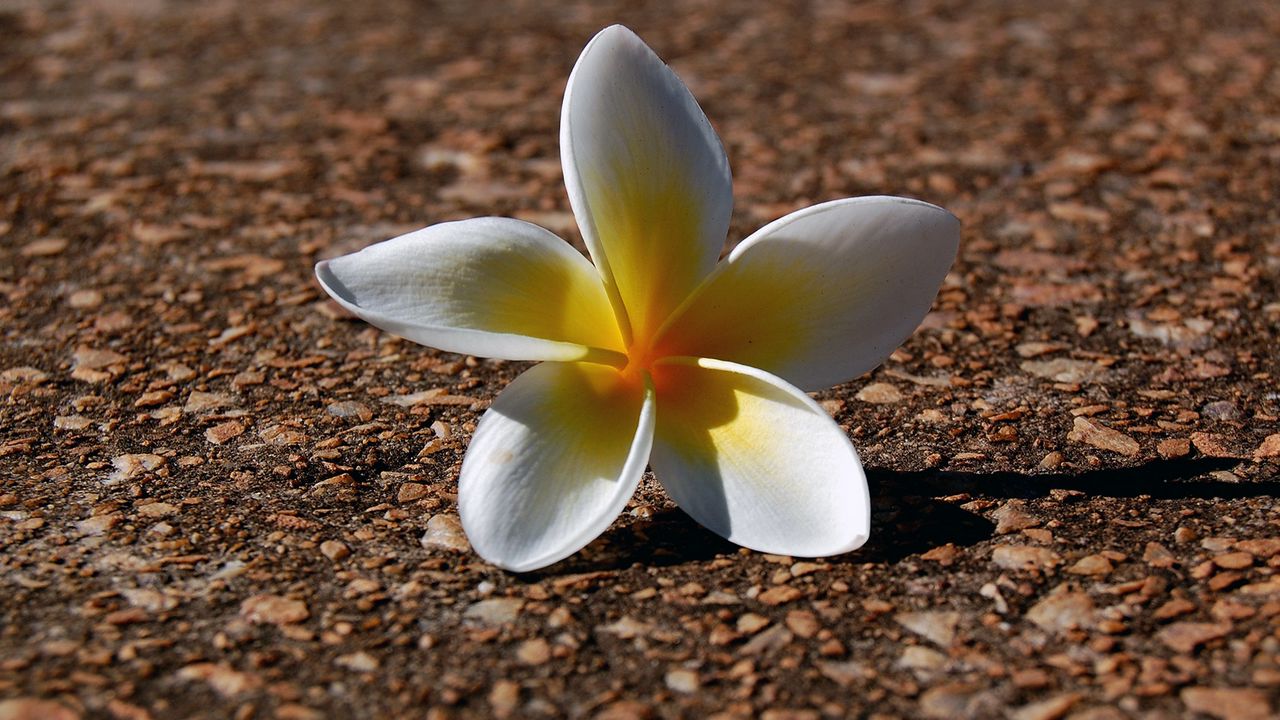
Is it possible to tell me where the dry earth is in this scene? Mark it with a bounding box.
[2,0,1279,718]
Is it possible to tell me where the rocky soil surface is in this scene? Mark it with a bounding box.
[2,0,1278,718]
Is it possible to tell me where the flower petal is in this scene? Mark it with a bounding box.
[650,356,869,557]
[458,362,655,572]
[316,218,625,363]
[657,197,960,391]
[562,25,733,343]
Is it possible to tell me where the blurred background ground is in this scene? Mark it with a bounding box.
[1,0,1279,718]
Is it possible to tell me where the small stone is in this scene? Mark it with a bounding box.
[1180,687,1272,720]
[0,698,80,720]
[737,613,771,634]
[67,289,104,308]
[918,683,995,720]
[1021,358,1106,384]
[1152,598,1197,621]
[1201,401,1240,421]
[1157,438,1191,459]
[992,545,1062,572]
[326,400,372,421]
[1066,554,1113,577]
[184,391,236,413]
[77,513,121,535]
[1191,431,1236,458]
[1157,621,1231,653]
[757,585,803,606]
[309,473,356,501]
[784,610,820,638]
[739,624,793,656]
[1067,417,1139,456]
[899,645,948,671]
[515,638,550,665]
[1174,527,1198,544]
[73,347,127,370]
[240,595,309,625]
[136,502,178,518]
[598,616,651,640]
[1254,433,1280,459]
[1234,538,1280,558]
[992,500,1039,535]
[334,651,379,672]
[259,425,306,445]
[397,482,429,503]
[320,540,350,561]
[856,382,902,403]
[2,367,49,383]
[1008,693,1083,720]
[818,660,871,687]
[1213,551,1254,569]
[177,663,262,697]
[895,611,960,647]
[488,680,519,719]
[464,598,524,626]
[1026,586,1095,634]
[54,415,92,431]
[205,420,245,444]
[420,513,469,553]
[664,669,700,693]
[1039,451,1064,469]
[1144,541,1176,568]
[20,237,69,256]
[106,453,164,485]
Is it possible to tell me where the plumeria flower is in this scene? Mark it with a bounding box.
[315,25,959,571]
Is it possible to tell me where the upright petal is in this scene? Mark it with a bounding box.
[316,218,625,363]
[656,197,959,391]
[649,357,869,557]
[458,362,655,572]
[562,25,733,343]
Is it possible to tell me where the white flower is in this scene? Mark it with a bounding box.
[316,25,959,571]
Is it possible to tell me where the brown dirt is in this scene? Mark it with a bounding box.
[2,1,1279,718]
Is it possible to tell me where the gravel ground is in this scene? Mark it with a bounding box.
[2,1,1279,718]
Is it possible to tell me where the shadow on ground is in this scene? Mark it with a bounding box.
[529,458,1277,577]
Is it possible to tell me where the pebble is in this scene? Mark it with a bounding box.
[1190,432,1235,458]
[397,482,430,503]
[0,698,80,720]
[184,391,236,413]
[757,585,802,606]
[105,453,164,485]
[176,662,262,696]
[489,680,519,719]
[918,682,998,720]
[1157,437,1191,459]
[320,540,350,561]
[991,500,1039,535]
[240,594,310,625]
[1067,417,1139,456]
[1021,359,1105,384]
[1025,587,1095,634]
[1007,693,1082,720]
[1066,554,1113,577]
[1234,538,1280,558]
[895,610,959,647]
[992,545,1062,572]
[1254,433,1280,459]
[335,651,379,672]
[1180,687,1273,720]
[855,382,902,403]
[899,645,948,671]
[664,669,700,693]
[420,513,470,553]
[1157,621,1230,653]
[53,415,92,431]
[20,237,69,256]
[515,638,550,665]
[326,400,373,420]
[1201,400,1240,421]
[736,613,770,634]
[205,420,245,444]
[463,598,524,626]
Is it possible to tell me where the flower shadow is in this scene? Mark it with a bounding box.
[527,456,1269,576]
